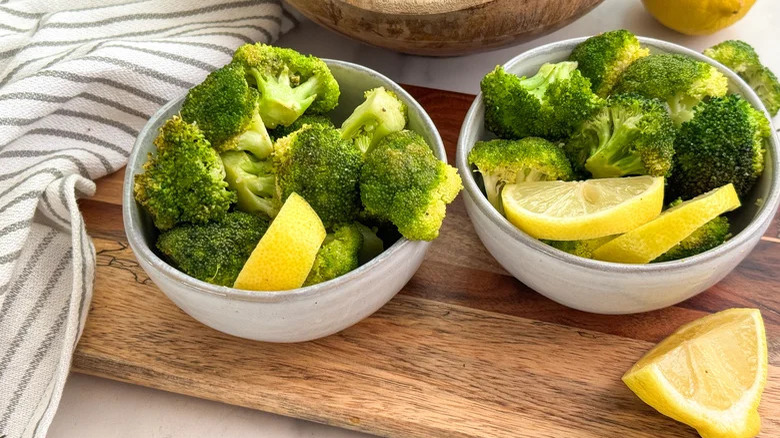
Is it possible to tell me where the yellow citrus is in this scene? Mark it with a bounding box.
[642,0,757,35]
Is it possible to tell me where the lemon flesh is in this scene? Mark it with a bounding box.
[642,0,756,35]
[592,184,740,264]
[501,176,664,240]
[623,308,767,438]
[233,193,326,291]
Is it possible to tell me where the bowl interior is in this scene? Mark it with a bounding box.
[124,59,444,299]
[457,37,779,268]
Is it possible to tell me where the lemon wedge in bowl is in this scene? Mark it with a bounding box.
[623,308,767,438]
[501,175,664,240]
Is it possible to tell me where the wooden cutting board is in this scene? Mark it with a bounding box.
[74,84,780,438]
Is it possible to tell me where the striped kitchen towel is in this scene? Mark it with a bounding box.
[0,1,295,436]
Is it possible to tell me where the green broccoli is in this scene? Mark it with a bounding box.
[355,222,385,265]
[360,130,462,241]
[467,137,574,212]
[480,62,603,140]
[613,54,729,126]
[653,216,731,262]
[269,114,333,139]
[704,40,780,116]
[273,123,362,228]
[220,150,278,218]
[569,29,650,97]
[564,94,676,179]
[157,211,269,286]
[134,116,236,230]
[232,43,339,128]
[304,223,363,286]
[543,236,616,259]
[180,63,272,159]
[340,87,407,154]
[670,94,770,199]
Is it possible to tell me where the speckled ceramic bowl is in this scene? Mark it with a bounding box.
[124,60,444,342]
[456,37,780,314]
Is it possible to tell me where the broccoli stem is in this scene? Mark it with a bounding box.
[519,62,577,100]
[234,110,273,159]
[585,110,645,177]
[249,66,319,128]
[480,172,505,213]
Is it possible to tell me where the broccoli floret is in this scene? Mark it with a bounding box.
[157,211,269,286]
[670,94,770,199]
[220,150,278,218]
[355,222,384,265]
[653,216,731,262]
[569,29,650,97]
[543,236,615,259]
[360,130,462,241]
[340,87,407,154]
[232,43,339,128]
[564,94,676,178]
[303,223,363,286]
[180,63,272,159]
[273,123,362,228]
[704,40,780,116]
[468,137,574,212]
[480,62,603,140]
[134,116,236,230]
[269,114,333,139]
[613,54,728,126]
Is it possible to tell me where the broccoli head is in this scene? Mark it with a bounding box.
[273,123,362,228]
[157,211,269,286]
[269,114,333,139]
[360,130,462,241]
[480,62,603,140]
[670,94,770,199]
[180,63,272,159]
[543,235,615,259]
[653,215,731,262]
[468,137,574,212]
[564,94,676,179]
[221,150,278,218]
[232,43,339,128]
[704,40,780,116]
[303,223,363,286]
[134,116,236,230]
[569,29,650,97]
[613,54,729,126]
[340,87,407,154]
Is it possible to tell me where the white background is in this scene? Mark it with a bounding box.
[50,0,778,436]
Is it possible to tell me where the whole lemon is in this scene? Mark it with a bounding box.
[642,0,757,35]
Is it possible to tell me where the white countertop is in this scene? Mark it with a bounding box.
[50,0,778,436]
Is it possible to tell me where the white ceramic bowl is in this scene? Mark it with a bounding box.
[123,60,445,342]
[456,37,780,315]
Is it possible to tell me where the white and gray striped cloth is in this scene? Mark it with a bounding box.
[0,1,294,436]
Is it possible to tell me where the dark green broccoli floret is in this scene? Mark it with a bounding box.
[232,43,339,128]
[180,63,272,159]
[269,114,333,139]
[340,87,407,154]
[303,223,363,286]
[480,62,603,140]
[564,94,676,179]
[360,130,462,241]
[221,150,278,218]
[157,211,269,286]
[273,123,362,228]
[653,215,731,262]
[613,54,728,126]
[134,116,236,230]
[704,40,780,116]
[468,137,574,212]
[569,29,650,97]
[355,222,384,265]
[543,236,615,259]
[670,94,770,199]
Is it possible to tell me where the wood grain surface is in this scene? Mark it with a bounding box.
[73,85,780,438]
[285,0,605,56]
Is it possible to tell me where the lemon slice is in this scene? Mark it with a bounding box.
[501,176,664,240]
[592,184,740,264]
[233,193,326,291]
[623,308,767,438]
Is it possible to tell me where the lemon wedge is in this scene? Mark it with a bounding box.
[233,193,326,291]
[623,308,767,438]
[592,184,740,264]
[501,176,664,240]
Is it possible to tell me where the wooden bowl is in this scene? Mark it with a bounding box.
[286,0,606,56]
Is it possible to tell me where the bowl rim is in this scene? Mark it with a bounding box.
[455,35,780,274]
[123,58,441,303]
